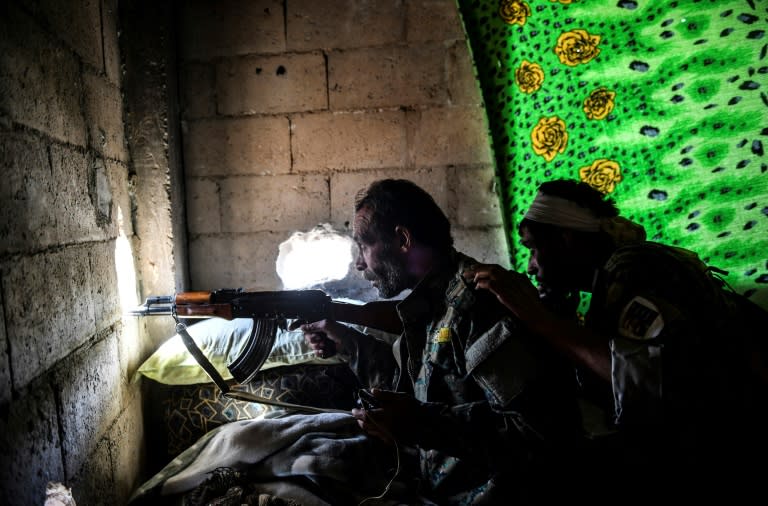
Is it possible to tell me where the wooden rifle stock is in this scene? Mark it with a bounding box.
[174,291,235,319]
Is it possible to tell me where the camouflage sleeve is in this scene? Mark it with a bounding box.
[340,329,398,390]
[596,245,723,429]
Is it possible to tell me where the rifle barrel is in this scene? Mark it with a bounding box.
[127,305,173,317]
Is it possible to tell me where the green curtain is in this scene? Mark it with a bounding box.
[457,0,767,309]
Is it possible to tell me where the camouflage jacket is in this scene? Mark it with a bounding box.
[349,250,580,505]
[587,242,761,455]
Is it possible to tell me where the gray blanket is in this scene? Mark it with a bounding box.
[129,411,424,505]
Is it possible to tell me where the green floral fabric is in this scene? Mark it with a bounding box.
[457,0,767,308]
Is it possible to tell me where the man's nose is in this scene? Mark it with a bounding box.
[355,255,366,271]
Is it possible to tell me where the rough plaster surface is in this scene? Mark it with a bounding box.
[0,290,10,404]
[287,0,405,51]
[2,246,97,390]
[217,52,328,115]
[291,111,408,172]
[0,379,64,506]
[181,0,285,59]
[0,0,156,502]
[56,334,123,480]
[183,116,291,176]
[0,4,86,146]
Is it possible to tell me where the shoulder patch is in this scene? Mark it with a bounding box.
[618,296,664,340]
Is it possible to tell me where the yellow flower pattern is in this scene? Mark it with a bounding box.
[515,60,544,93]
[493,7,616,189]
[531,116,568,162]
[583,87,616,120]
[499,0,531,26]
[554,29,601,66]
[579,159,622,194]
[472,0,766,300]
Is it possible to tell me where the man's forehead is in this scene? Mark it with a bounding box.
[352,206,373,240]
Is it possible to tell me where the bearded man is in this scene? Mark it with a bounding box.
[466,179,768,503]
[298,179,581,505]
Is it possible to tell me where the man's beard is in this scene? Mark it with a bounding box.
[363,248,409,299]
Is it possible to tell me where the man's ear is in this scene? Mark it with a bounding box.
[394,225,413,252]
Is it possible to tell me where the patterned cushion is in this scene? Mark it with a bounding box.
[144,363,360,471]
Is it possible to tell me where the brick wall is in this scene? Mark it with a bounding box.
[0,1,151,504]
[179,0,510,291]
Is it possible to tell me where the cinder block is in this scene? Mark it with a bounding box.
[329,167,450,229]
[0,4,86,146]
[102,0,121,85]
[220,174,330,233]
[130,108,178,301]
[1,246,96,390]
[452,226,512,268]
[183,117,291,177]
[118,317,144,385]
[408,106,493,167]
[189,232,285,290]
[49,144,105,243]
[328,45,449,110]
[109,394,145,503]
[56,333,123,480]
[292,111,407,172]
[89,241,122,332]
[34,0,104,70]
[180,62,216,119]
[287,0,404,51]
[406,0,465,43]
[84,71,128,162]
[0,291,11,405]
[448,165,504,228]
[217,52,327,115]
[134,213,176,300]
[180,0,285,59]
[0,379,64,506]
[70,437,116,506]
[0,130,56,255]
[446,41,484,106]
[186,177,222,235]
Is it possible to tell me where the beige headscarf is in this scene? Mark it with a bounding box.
[524,192,646,246]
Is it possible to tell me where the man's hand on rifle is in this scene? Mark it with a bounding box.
[290,318,361,359]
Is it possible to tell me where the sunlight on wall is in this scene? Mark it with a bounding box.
[114,205,140,311]
[276,224,354,290]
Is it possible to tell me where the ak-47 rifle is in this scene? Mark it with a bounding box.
[129,288,402,413]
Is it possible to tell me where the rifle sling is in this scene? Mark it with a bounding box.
[175,321,230,389]
[174,320,348,415]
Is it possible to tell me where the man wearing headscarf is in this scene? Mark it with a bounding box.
[466,179,766,503]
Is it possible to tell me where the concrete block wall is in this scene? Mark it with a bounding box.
[180,0,510,291]
[0,0,150,504]
[0,1,513,504]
